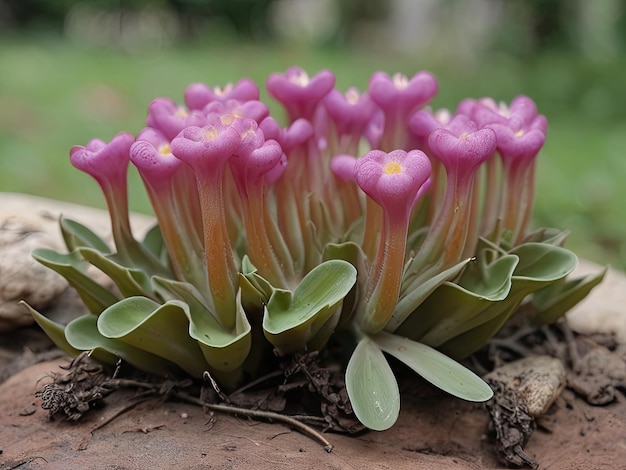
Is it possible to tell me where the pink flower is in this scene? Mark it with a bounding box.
[487,96,547,164]
[70,132,160,269]
[354,149,431,334]
[266,67,335,121]
[324,88,378,139]
[428,117,497,176]
[169,122,243,328]
[457,95,547,164]
[70,132,134,189]
[409,108,452,151]
[367,71,438,150]
[203,99,269,124]
[169,123,241,172]
[368,72,438,118]
[355,149,431,220]
[130,128,182,186]
[184,78,260,110]
[259,117,313,152]
[228,118,284,184]
[330,154,358,182]
[146,98,207,141]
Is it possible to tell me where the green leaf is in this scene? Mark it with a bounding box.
[530,267,607,325]
[372,330,493,402]
[263,260,357,355]
[78,247,156,299]
[510,242,577,281]
[457,254,519,301]
[153,277,252,374]
[65,314,173,376]
[322,241,366,328]
[60,217,112,253]
[395,242,578,360]
[437,242,578,358]
[396,255,519,346]
[345,337,400,431]
[522,227,570,246]
[32,248,119,314]
[22,301,81,357]
[239,255,274,306]
[386,258,472,332]
[97,296,210,378]
[141,223,166,261]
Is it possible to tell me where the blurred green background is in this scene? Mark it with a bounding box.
[1,0,625,269]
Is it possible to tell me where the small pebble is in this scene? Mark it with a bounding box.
[485,355,566,417]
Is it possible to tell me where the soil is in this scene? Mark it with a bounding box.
[1,327,625,470]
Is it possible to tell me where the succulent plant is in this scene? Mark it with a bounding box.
[26,67,604,431]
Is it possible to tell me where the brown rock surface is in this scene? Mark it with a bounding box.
[1,359,625,470]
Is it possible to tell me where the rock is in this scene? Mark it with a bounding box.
[484,355,566,417]
[0,192,155,332]
[567,343,626,405]
[567,259,626,343]
[0,214,67,331]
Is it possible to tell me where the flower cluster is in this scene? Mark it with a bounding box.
[30,67,602,431]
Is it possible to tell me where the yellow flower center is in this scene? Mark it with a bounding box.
[174,108,188,118]
[213,83,233,96]
[159,144,171,155]
[385,162,402,174]
[459,132,468,141]
[515,129,524,138]
[205,127,219,139]
[290,70,310,87]
[220,114,238,125]
[392,73,409,90]
[345,88,360,105]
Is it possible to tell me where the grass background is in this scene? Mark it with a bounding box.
[1,34,625,269]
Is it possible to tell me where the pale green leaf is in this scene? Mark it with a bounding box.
[387,258,472,332]
[153,277,252,374]
[65,314,173,376]
[345,337,400,431]
[22,301,81,357]
[141,223,166,261]
[32,248,119,314]
[530,267,607,325]
[263,260,357,355]
[436,243,579,358]
[396,255,519,347]
[60,217,112,253]
[97,296,209,378]
[78,247,155,299]
[372,330,493,402]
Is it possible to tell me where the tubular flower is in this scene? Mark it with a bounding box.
[368,71,438,151]
[170,123,242,329]
[184,78,260,111]
[266,67,336,122]
[355,149,431,334]
[70,133,139,264]
[130,130,205,288]
[146,98,207,141]
[401,117,497,297]
[204,99,269,124]
[324,88,378,155]
[483,95,548,243]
